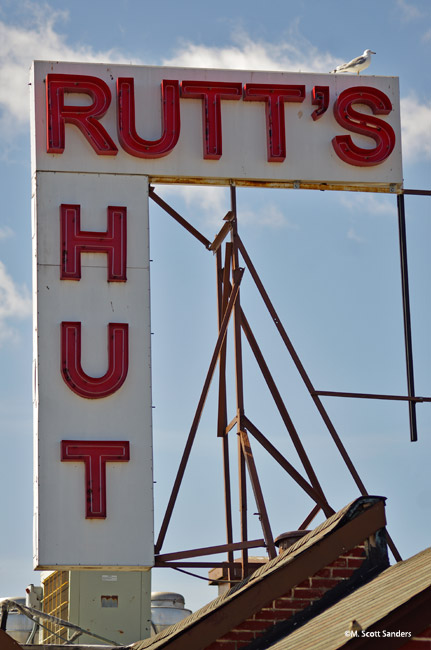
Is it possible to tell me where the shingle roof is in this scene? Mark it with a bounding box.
[266,547,431,650]
[132,496,386,650]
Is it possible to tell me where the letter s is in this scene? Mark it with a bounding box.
[332,86,396,166]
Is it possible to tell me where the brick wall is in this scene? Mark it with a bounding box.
[205,546,366,650]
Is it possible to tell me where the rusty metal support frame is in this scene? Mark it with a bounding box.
[299,504,322,531]
[239,308,332,516]
[155,265,244,555]
[236,232,402,562]
[235,234,369,497]
[155,538,265,563]
[149,187,212,250]
[216,244,234,579]
[397,193,417,442]
[314,391,431,403]
[230,186,251,577]
[242,416,334,516]
[239,429,277,560]
[148,184,419,569]
[313,188,431,443]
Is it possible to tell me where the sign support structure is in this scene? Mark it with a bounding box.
[149,185,430,580]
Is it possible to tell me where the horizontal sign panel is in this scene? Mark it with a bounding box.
[33,172,154,569]
[31,61,403,192]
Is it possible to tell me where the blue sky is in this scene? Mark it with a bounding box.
[0,0,430,614]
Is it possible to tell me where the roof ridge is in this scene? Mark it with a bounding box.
[134,496,386,650]
[267,547,431,650]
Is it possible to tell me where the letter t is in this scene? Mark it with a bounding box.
[61,440,130,518]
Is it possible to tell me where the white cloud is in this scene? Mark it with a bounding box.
[0,8,338,140]
[157,185,295,231]
[236,203,297,230]
[396,0,422,21]
[0,226,13,241]
[158,185,230,230]
[338,193,397,218]
[400,95,431,162]
[347,227,365,244]
[0,260,32,344]
[0,4,140,134]
[163,31,336,74]
[165,35,431,165]
[1,3,429,168]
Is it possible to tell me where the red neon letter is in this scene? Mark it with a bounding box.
[60,204,127,281]
[61,440,130,518]
[332,87,396,166]
[243,84,305,162]
[61,322,129,399]
[181,81,242,159]
[117,78,180,158]
[46,74,117,155]
[311,86,330,121]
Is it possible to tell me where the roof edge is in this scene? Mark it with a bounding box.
[134,497,387,650]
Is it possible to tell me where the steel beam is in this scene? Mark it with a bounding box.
[299,504,321,530]
[230,185,250,577]
[239,429,277,559]
[155,267,244,554]
[240,308,331,514]
[156,538,266,562]
[216,245,234,573]
[149,187,212,249]
[314,390,430,402]
[236,235,368,496]
[243,416,334,515]
[397,193,418,442]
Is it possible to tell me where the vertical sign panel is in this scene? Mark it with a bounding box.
[33,172,153,569]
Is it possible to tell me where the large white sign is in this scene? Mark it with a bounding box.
[31,61,403,192]
[31,60,403,570]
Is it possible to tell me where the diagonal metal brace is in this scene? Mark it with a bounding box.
[149,186,212,249]
[155,267,245,554]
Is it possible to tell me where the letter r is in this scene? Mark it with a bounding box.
[46,74,118,155]
[61,204,127,281]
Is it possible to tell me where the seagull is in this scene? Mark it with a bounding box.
[330,49,376,75]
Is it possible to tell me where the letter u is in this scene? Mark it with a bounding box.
[61,322,129,399]
[117,78,180,158]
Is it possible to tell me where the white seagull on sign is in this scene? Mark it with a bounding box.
[330,49,376,74]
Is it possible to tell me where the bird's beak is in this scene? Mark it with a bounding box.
[371,51,376,54]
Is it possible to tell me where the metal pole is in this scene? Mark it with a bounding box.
[239,430,277,559]
[216,246,235,577]
[155,268,244,554]
[149,187,212,249]
[397,194,418,442]
[236,234,403,561]
[231,185,249,578]
[299,504,321,530]
[243,416,334,514]
[236,235,368,494]
[240,308,332,515]
[0,604,8,631]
